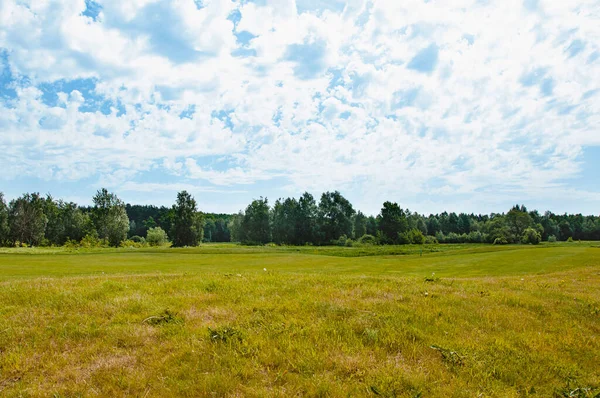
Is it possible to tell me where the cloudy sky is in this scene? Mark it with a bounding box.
[0,0,599,215]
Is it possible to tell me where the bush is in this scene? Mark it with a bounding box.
[435,231,445,243]
[408,229,425,245]
[547,235,557,242]
[146,227,169,246]
[425,235,438,244]
[493,237,508,245]
[130,235,146,244]
[80,233,107,248]
[445,232,467,244]
[567,236,574,243]
[333,235,354,247]
[467,231,484,243]
[357,234,378,245]
[64,239,79,248]
[521,227,541,245]
[398,231,410,244]
[120,239,145,248]
[399,229,425,245]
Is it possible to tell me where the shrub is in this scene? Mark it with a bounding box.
[444,232,467,244]
[64,239,79,248]
[435,231,445,243]
[130,235,146,244]
[399,229,425,245]
[467,231,484,243]
[547,235,557,242]
[333,235,353,247]
[120,239,145,248]
[408,229,425,245]
[146,227,169,246]
[521,227,541,245]
[80,233,107,248]
[425,235,438,244]
[357,234,377,245]
[398,231,410,244]
[493,237,508,245]
[567,236,574,243]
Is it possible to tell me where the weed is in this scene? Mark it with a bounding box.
[142,309,184,326]
[554,383,599,398]
[430,345,464,366]
[203,281,219,293]
[208,326,242,343]
[424,272,440,282]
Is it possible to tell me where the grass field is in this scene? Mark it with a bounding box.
[0,243,599,397]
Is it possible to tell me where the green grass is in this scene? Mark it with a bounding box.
[0,243,599,397]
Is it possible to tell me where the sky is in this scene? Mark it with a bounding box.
[0,0,599,216]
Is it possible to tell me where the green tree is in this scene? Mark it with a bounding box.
[0,193,10,245]
[146,226,169,246]
[413,213,428,235]
[377,201,408,244]
[401,228,425,244]
[317,191,355,244]
[559,220,573,241]
[483,215,511,244]
[447,212,459,234]
[203,218,216,242]
[353,211,367,239]
[241,198,271,244]
[366,216,378,236]
[171,191,203,247]
[522,227,541,245]
[44,198,88,245]
[229,211,244,242]
[457,213,471,234]
[213,218,231,242]
[506,205,533,243]
[296,192,317,244]
[8,193,48,246]
[271,197,298,245]
[426,215,441,236]
[91,188,129,247]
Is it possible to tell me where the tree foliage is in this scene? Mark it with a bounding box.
[171,191,203,247]
[377,201,408,244]
[0,193,9,245]
[317,191,355,244]
[91,188,129,247]
[241,198,271,244]
[8,193,47,246]
[146,226,169,246]
[2,189,600,248]
[522,227,542,245]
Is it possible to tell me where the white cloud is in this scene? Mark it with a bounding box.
[0,0,599,214]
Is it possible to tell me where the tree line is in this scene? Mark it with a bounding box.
[0,189,202,248]
[229,193,600,246]
[0,189,598,248]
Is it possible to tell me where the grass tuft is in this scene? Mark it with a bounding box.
[208,326,242,343]
[142,309,184,326]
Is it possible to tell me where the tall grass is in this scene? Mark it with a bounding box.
[0,244,598,396]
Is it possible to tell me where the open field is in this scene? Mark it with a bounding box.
[0,243,599,397]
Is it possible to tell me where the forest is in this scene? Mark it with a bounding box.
[0,189,599,248]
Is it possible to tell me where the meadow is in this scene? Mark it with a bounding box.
[0,243,599,397]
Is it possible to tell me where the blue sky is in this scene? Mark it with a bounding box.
[0,0,599,216]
